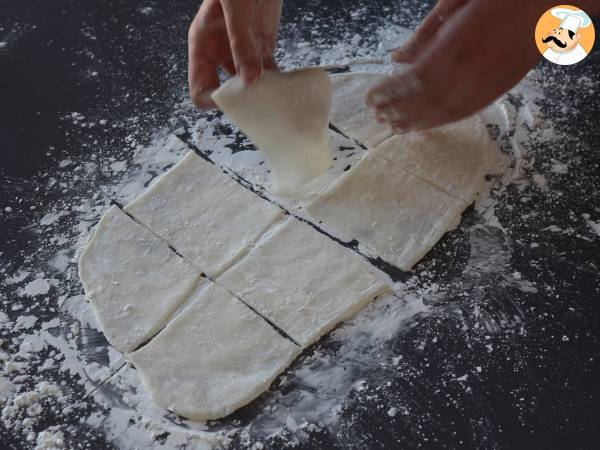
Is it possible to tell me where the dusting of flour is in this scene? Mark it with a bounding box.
[2,4,597,449]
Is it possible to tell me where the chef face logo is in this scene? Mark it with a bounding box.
[535,5,595,65]
[542,27,580,52]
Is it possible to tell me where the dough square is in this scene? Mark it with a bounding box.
[78,206,202,353]
[129,282,300,421]
[330,72,393,147]
[212,69,333,193]
[124,151,284,278]
[373,117,492,203]
[217,217,390,348]
[305,152,467,271]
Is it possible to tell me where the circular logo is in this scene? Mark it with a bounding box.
[535,4,595,65]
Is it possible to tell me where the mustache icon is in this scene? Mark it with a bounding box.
[542,35,567,48]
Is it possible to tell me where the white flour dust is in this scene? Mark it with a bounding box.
[2,8,595,449]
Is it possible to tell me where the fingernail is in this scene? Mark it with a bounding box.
[379,105,405,122]
[240,65,259,86]
[192,90,216,109]
[374,112,387,124]
[392,124,407,134]
[391,49,406,61]
[370,92,388,107]
[391,44,415,62]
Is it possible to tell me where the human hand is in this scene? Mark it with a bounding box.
[188,0,282,109]
[366,0,547,132]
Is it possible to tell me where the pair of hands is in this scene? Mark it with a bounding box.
[188,0,544,132]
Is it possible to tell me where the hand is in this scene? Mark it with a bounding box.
[366,0,547,132]
[188,0,282,109]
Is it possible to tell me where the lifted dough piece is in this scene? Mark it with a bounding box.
[129,282,300,421]
[125,151,283,278]
[212,68,332,193]
[373,117,492,203]
[329,72,392,147]
[78,206,202,353]
[305,153,467,271]
[217,217,390,348]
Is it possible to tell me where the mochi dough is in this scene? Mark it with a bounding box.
[129,282,300,421]
[329,72,392,147]
[78,205,202,353]
[305,152,467,271]
[124,151,284,278]
[212,68,332,193]
[217,217,390,348]
[373,117,492,202]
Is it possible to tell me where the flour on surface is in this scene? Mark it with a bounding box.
[1,4,594,448]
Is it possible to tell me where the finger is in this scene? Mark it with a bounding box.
[378,104,437,133]
[221,0,262,85]
[369,70,455,132]
[373,76,466,132]
[365,71,425,109]
[260,34,278,71]
[188,30,220,109]
[376,102,409,124]
[187,6,222,109]
[257,31,278,71]
[392,0,469,63]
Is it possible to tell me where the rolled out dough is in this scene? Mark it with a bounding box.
[124,151,284,278]
[78,206,202,353]
[79,69,497,421]
[373,117,492,202]
[212,68,333,193]
[329,72,392,147]
[305,151,467,271]
[217,217,390,348]
[129,282,300,421]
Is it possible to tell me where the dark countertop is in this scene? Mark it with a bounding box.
[1,1,599,449]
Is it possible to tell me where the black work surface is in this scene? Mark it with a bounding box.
[1,1,599,449]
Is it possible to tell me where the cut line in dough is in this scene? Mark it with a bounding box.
[305,151,467,271]
[329,72,392,147]
[79,70,498,421]
[129,282,300,421]
[78,206,203,353]
[217,216,390,348]
[212,68,333,194]
[124,151,284,278]
[372,117,492,203]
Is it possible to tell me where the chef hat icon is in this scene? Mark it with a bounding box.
[551,8,592,33]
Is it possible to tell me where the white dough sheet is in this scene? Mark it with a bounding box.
[213,68,333,194]
[124,151,284,278]
[79,150,389,421]
[78,206,202,353]
[305,73,494,271]
[129,282,301,421]
[77,69,497,422]
[217,217,390,348]
[305,150,468,272]
[373,116,494,203]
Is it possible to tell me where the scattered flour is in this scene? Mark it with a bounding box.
[1,4,588,449]
[582,213,600,237]
[40,210,69,226]
[15,315,38,330]
[18,278,51,297]
[35,429,65,450]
